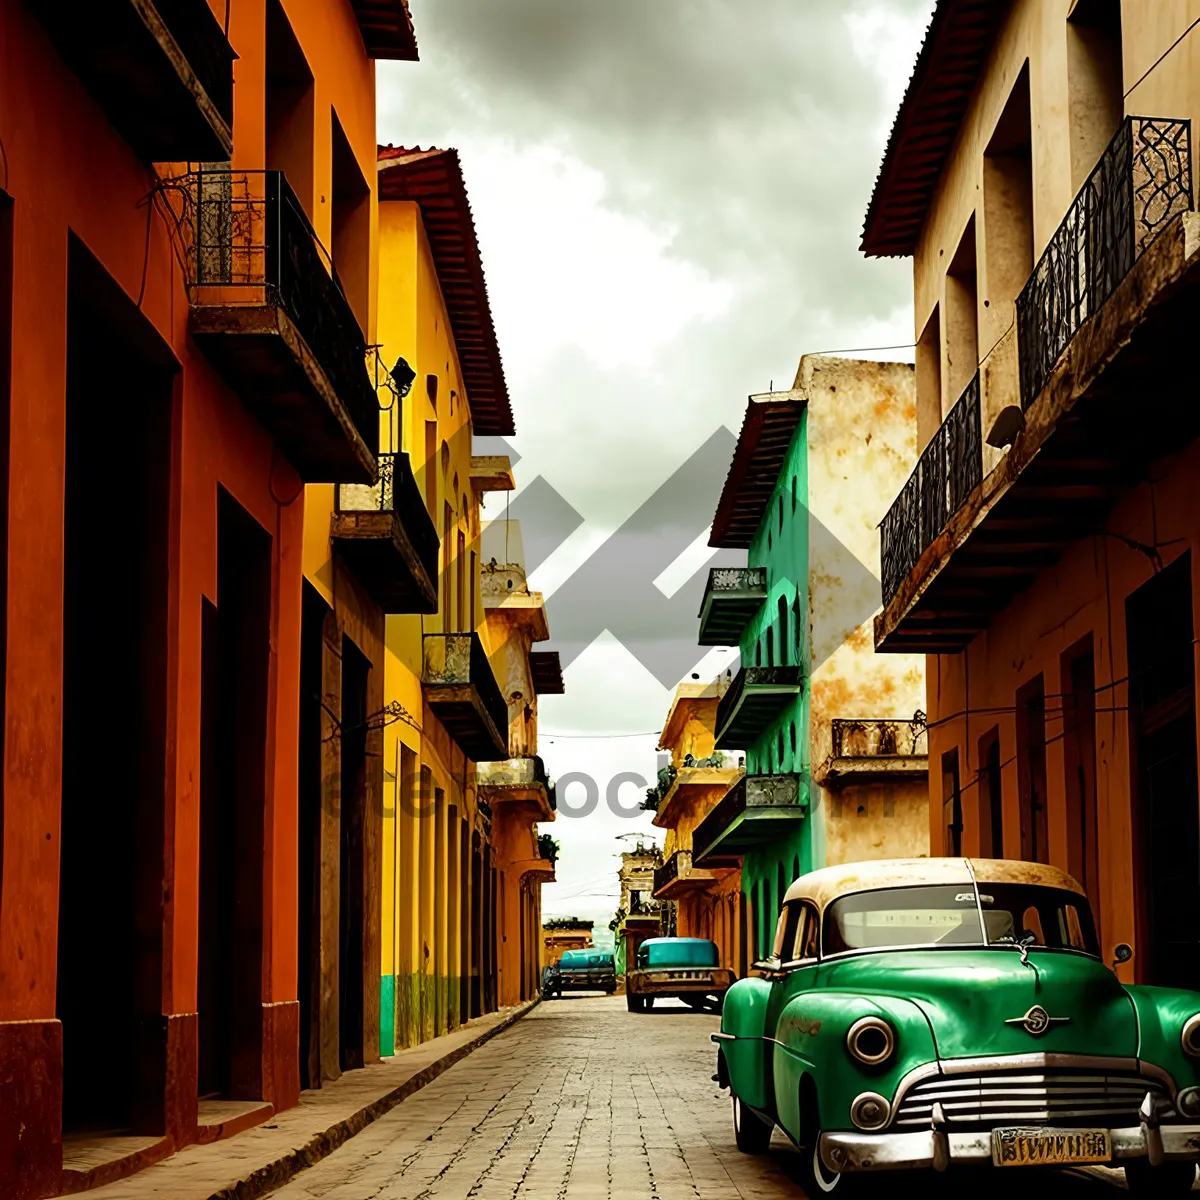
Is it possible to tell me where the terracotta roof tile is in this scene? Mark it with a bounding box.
[378,147,515,436]
[351,0,418,61]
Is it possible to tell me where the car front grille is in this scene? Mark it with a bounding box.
[893,1068,1173,1130]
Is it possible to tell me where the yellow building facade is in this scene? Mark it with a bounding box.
[373,148,555,1052]
[649,683,748,976]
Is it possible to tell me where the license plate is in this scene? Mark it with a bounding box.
[992,1127,1112,1167]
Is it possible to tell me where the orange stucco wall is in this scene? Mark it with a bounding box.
[926,440,1200,980]
[0,0,380,1190]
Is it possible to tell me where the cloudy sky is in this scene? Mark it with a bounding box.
[378,0,936,935]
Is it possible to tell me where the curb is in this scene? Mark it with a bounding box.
[215,998,540,1200]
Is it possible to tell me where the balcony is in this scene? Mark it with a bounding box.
[818,718,928,788]
[652,850,721,900]
[651,759,743,829]
[476,757,555,822]
[34,0,233,161]
[697,567,767,646]
[880,373,981,606]
[333,452,439,613]
[877,116,1200,654]
[714,666,802,750]
[693,774,805,866]
[172,170,379,483]
[422,633,508,761]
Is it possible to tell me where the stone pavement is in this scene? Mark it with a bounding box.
[84,1001,537,1200]
[259,996,1137,1200]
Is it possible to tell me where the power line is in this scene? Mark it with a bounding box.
[810,340,916,358]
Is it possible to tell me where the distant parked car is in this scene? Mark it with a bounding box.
[540,964,561,1000]
[626,937,734,1012]
[556,949,616,995]
[715,857,1200,1196]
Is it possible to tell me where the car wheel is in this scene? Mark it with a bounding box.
[732,1095,773,1154]
[625,993,641,1013]
[1124,1160,1198,1194]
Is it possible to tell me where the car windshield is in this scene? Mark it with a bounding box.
[823,883,1100,958]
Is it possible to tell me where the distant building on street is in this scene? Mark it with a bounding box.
[862,0,1200,990]
[611,841,662,973]
[646,682,747,975]
[542,918,595,967]
[696,356,930,960]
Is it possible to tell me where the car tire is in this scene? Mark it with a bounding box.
[1124,1160,1198,1194]
[732,1095,773,1154]
[625,993,641,1013]
[796,1087,853,1194]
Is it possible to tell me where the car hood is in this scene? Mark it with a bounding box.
[820,950,1137,1060]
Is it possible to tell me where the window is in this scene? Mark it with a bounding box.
[977,726,1004,858]
[791,473,797,513]
[424,422,437,515]
[945,216,978,404]
[765,627,774,667]
[330,111,370,333]
[778,495,784,533]
[983,64,1034,368]
[778,595,788,666]
[1067,0,1123,189]
[773,902,800,959]
[942,748,962,856]
[265,0,314,214]
[915,304,942,452]
[791,902,819,961]
[1016,675,1048,863]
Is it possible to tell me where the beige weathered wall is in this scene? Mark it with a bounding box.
[912,1,1200,458]
[801,355,930,865]
[824,781,931,866]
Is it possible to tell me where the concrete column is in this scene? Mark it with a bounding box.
[447,803,462,1031]
[418,766,435,1043]
[434,787,447,1036]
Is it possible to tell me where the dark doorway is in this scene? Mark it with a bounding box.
[978,727,1004,858]
[0,191,10,895]
[459,818,470,1020]
[198,489,271,1100]
[942,748,962,856]
[1127,554,1200,988]
[470,833,483,1018]
[1017,675,1049,863]
[738,890,749,977]
[1063,637,1100,927]
[59,242,174,1133]
[339,637,369,1073]
[1067,0,1123,189]
[297,582,328,1090]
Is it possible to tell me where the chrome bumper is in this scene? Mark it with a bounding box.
[821,1123,1200,1174]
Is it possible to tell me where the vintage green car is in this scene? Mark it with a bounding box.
[627,937,735,1012]
[714,858,1200,1194]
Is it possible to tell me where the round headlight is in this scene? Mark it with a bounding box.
[846,1016,896,1066]
[1178,1087,1200,1119]
[1183,1014,1200,1058]
[850,1091,890,1130]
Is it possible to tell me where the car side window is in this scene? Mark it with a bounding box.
[773,902,801,959]
[790,902,819,962]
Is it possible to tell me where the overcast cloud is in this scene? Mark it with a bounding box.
[378,1,935,931]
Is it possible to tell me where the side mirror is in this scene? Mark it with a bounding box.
[752,956,782,974]
[1113,943,1134,970]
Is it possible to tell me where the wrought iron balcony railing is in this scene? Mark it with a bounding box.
[697,566,768,646]
[714,665,802,749]
[830,717,928,759]
[653,850,691,896]
[880,372,982,605]
[170,169,380,465]
[422,633,509,761]
[1018,117,1192,411]
[693,773,803,865]
[333,451,440,611]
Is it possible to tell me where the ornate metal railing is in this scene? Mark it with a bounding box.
[1017,116,1192,410]
[880,373,982,604]
[693,772,801,862]
[705,566,767,598]
[831,716,928,759]
[422,633,509,742]
[335,452,440,582]
[169,169,379,453]
[156,0,235,125]
[715,666,801,744]
[629,897,661,916]
[653,850,692,896]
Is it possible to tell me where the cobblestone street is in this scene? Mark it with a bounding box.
[269,997,1141,1200]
